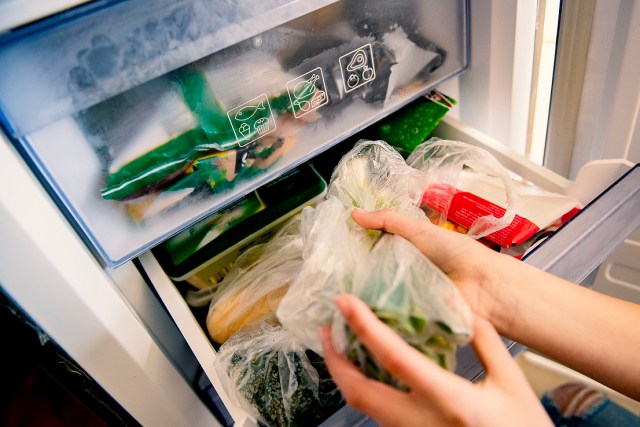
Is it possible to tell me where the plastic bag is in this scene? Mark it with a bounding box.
[407,138,517,240]
[206,216,303,344]
[215,317,344,427]
[277,140,426,354]
[277,197,370,353]
[326,139,425,214]
[277,140,473,387]
[347,233,474,378]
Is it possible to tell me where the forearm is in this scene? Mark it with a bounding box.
[487,252,640,400]
[350,209,640,400]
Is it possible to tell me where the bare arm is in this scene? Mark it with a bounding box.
[352,208,640,401]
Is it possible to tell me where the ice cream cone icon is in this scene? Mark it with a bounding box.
[239,122,251,139]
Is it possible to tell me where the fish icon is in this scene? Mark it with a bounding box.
[234,100,266,121]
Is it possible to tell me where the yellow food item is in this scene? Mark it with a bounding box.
[206,283,289,344]
[441,219,468,234]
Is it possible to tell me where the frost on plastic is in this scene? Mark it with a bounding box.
[277,139,474,387]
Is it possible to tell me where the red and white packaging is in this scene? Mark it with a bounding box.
[421,170,582,248]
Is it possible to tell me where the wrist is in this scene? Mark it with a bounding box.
[474,251,522,336]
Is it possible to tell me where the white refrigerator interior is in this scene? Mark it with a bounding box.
[1,1,639,426]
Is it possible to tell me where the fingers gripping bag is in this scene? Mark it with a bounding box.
[347,233,474,386]
[406,139,519,244]
[277,140,474,388]
[277,140,425,353]
[214,317,344,427]
[206,216,303,344]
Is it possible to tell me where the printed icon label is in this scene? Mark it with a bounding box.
[339,44,376,93]
[227,94,276,146]
[286,67,329,118]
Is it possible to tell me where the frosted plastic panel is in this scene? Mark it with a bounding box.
[3,0,469,266]
[0,0,337,137]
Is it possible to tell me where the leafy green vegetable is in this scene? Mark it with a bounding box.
[228,347,343,427]
[343,233,467,389]
[345,306,458,389]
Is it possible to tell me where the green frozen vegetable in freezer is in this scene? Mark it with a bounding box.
[374,90,456,156]
[216,319,343,427]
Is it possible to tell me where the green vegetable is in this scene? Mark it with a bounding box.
[345,233,466,389]
[374,91,456,157]
[346,308,458,389]
[227,343,343,427]
[101,128,209,200]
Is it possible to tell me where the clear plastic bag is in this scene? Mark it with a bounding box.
[206,216,303,344]
[326,139,426,215]
[214,316,344,427]
[277,197,370,354]
[277,140,473,387]
[407,138,517,240]
[346,233,474,379]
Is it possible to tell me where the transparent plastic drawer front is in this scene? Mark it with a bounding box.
[0,0,468,266]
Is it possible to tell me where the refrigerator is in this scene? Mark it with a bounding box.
[1,1,639,425]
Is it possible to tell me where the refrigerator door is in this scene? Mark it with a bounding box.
[0,0,468,267]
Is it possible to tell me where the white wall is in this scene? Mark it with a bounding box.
[440,0,536,156]
[444,0,639,177]
[570,0,640,178]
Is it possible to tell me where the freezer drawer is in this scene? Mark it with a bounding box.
[137,116,639,426]
[0,0,468,267]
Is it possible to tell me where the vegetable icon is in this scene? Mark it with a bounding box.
[362,66,374,81]
[347,73,359,88]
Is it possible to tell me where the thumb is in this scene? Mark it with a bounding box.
[472,317,525,383]
[351,208,473,274]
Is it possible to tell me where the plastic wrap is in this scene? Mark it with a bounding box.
[96,58,306,221]
[206,216,303,344]
[326,139,425,214]
[215,317,343,427]
[407,138,517,240]
[277,140,473,387]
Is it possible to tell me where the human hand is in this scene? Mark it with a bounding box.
[321,293,552,427]
[351,208,516,332]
